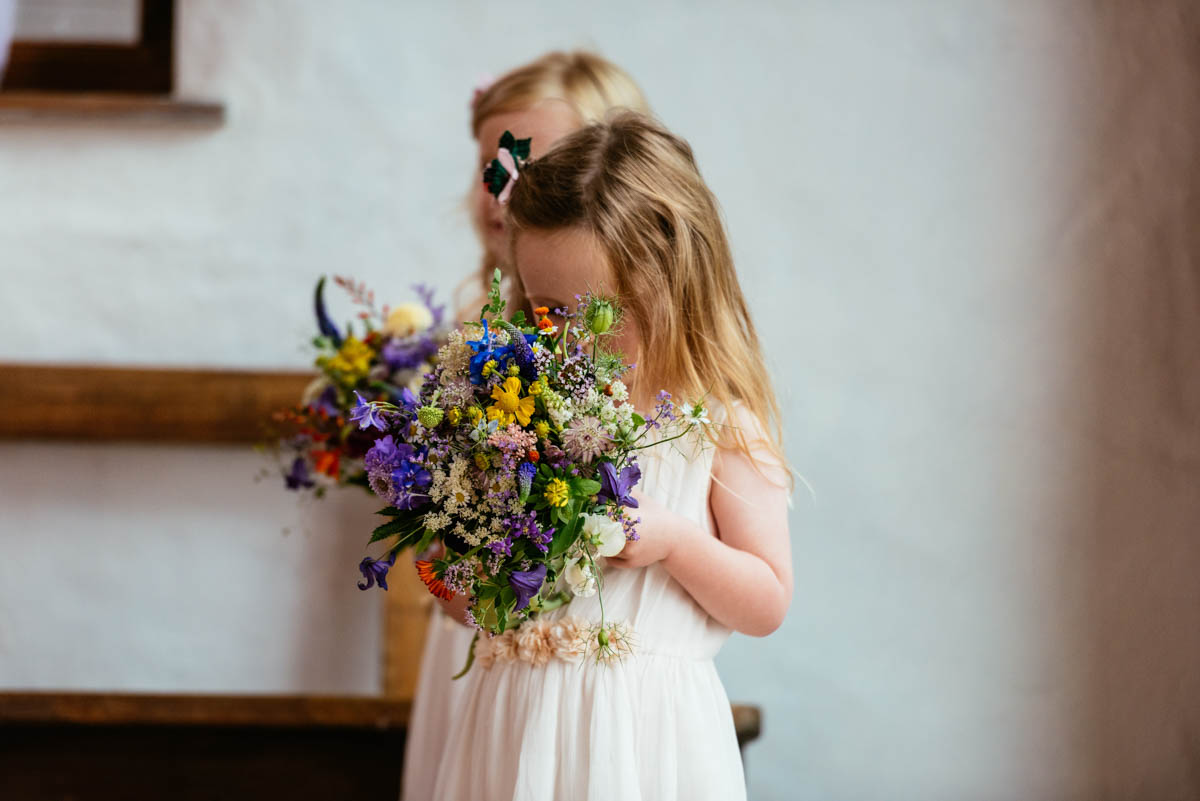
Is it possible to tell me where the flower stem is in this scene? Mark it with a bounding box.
[451,631,480,680]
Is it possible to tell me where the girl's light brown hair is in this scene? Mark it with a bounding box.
[464,51,650,308]
[505,111,788,479]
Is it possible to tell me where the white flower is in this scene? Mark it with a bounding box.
[544,390,575,428]
[382,302,434,337]
[687,401,711,427]
[582,513,626,558]
[563,557,597,597]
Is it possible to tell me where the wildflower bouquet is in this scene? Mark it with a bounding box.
[265,275,448,496]
[353,270,707,672]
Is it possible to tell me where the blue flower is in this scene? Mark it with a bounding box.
[509,564,547,612]
[467,319,514,384]
[349,391,387,431]
[389,459,432,510]
[516,461,536,502]
[597,460,641,508]
[357,551,397,591]
[314,276,343,346]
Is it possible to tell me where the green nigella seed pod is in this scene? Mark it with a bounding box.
[597,628,610,647]
[417,405,444,428]
[585,299,615,335]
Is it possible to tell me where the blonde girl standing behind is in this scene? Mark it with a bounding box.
[401,51,651,801]
[432,112,793,801]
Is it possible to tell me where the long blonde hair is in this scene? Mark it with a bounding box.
[505,111,788,477]
[464,51,650,307]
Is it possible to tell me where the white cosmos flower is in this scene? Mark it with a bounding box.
[563,557,597,597]
[582,513,626,558]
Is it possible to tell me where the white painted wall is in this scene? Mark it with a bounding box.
[2,2,1197,799]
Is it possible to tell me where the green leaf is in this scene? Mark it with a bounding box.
[509,310,528,328]
[632,412,646,428]
[414,528,437,554]
[368,517,415,544]
[375,506,402,517]
[549,499,584,558]
[570,478,602,497]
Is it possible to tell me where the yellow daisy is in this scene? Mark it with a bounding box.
[489,376,535,427]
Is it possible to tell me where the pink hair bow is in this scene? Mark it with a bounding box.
[495,146,519,205]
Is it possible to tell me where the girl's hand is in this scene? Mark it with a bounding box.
[605,489,683,569]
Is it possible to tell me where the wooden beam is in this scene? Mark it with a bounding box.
[0,691,409,729]
[0,92,225,126]
[0,363,313,443]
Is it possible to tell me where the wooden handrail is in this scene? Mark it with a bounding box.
[0,363,312,443]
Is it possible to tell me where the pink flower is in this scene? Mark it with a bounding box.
[516,619,555,667]
[562,416,613,464]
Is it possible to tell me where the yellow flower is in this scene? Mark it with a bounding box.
[321,336,372,383]
[481,359,498,378]
[447,408,462,426]
[528,378,545,396]
[486,405,511,428]
[544,478,569,508]
[534,420,550,439]
[474,453,491,471]
[507,364,520,377]
[489,376,535,427]
[468,406,483,424]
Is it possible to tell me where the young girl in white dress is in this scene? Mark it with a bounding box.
[430,112,793,801]
[401,51,652,801]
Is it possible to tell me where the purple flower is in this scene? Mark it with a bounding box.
[487,536,513,556]
[307,384,339,417]
[413,284,446,328]
[284,457,315,490]
[509,564,547,612]
[395,386,419,411]
[381,336,438,371]
[597,460,641,508]
[364,436,430,509]
[357,551,397,591]
[349,391,387,431]
[364,435,409,472]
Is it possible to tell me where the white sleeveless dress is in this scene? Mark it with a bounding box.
[430,430,747,801]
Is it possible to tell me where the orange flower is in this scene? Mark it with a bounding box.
[533,306,549,316]
[415,560,455,601]
[528,448,539,463]
[537,316,554,331]
[311,448,340,477]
